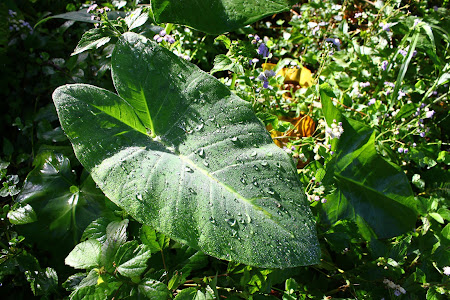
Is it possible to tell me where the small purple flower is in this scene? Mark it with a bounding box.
[398,147,404,153]
[368,98,376,106]
[398,49,408,57]
[360,81,370,88]
[8,10,17,17]
[164,35,175,44]
[325,38,341,51]
[321,198,327,203]
[159,30,166,37]
[413,19,420,27]
[404,148,409,154]
[384,81,395,88]
[419,132,426,138]
[380,22,394,31]
[381,60,388,71]
[87,4,98,13]
[398,91,406,99]
[412,143,417,147]
[394,290,401,296]
[153,34,163,43]
[257,43,270,58]
[425,110,435,118]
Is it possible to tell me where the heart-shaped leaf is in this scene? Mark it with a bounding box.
[319,84,418,239]
[16,151,109,255]
[151,0,297,34]
[52,32,320,268]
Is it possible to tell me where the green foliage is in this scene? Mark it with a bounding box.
[151,0,298,34]
[1,0,449,299]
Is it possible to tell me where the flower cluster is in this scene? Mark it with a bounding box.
[86,3,111,26]
[383,279,406,296]
[153,29,176,44]
[8,10,33,33]
[325,119,344,140]
[443,266,450,276]
[256,69,276,89]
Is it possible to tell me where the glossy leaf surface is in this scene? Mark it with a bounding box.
[319,85,417,239]
[16,152,108,253]
[151,0,297,34]
[53,32,320,268]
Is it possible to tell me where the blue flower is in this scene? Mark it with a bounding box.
[257,43,270,58]
[325,38,341,51]
[381,60,388,71]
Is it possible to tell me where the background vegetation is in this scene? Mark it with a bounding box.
[0,0,449,299]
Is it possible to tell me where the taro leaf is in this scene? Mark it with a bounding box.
[52,32,320,268]
[151,0,297,34]
[319,84,417,239]
[16,151,108,255]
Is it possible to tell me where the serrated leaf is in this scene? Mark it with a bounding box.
[210,54,235,75]
[65,239,102,269]
[124,7,149,30]
[82,216,120,243]
[72,28,112,56]
[101,219,129,271]
[151,0,297,34]
[138,279,170,299]
[140,225,170,253]
[115,241,151,278]
[320,84,417,239]
[52,32,320,268]
[7,204,37,225]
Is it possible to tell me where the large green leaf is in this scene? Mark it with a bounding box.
[52,32,320,268]
[151,0,297,34]
[16,151,109,254]
[319,84,418,239]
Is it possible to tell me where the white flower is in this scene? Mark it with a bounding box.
[443,266,450,276]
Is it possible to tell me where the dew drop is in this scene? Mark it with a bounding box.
[266,187,275,195]
[185,166,193,173]
[209,217,215,224]
[250,151,257,157]
[226,218,236,227]
[253,165,260,171]
[203,161,209,167]
[197,148,205,158]
[252,178,259,187]
[261,161,268,167]
[196,123,204,131]
[231,137,238,143]
[136,194,143,200]
[240,177,246,184]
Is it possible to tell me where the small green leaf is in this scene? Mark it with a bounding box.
[101,219,129,271]
[215,35,231,49]
[65,239,102,269]
[138,278,170,299]
[429,212,445,224]
[124,7,149,30]
[140,225,170,253]
[115,241,152,278]
[210,54,235,75]
[72,28,112,56]
[7,204,37,225]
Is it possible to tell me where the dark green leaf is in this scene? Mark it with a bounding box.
[65,239,102,269]
[320,84,417,239]
[151,0,297,34]
[52,32,320,268]
[25,267,58,296]
[16,151,108,255]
